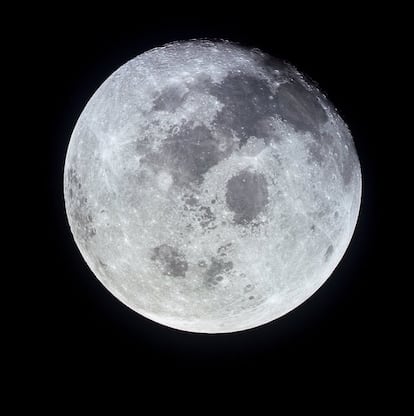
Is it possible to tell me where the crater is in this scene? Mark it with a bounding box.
[198,260,207,268]
[206,275,223,287]
[207,257,233,278]
[97,258,108,269]
[198,206,215,228]
[217,242,232,256]
[205,257,233,287]
[244,284,254,293]
[151,244,188,277]
[225,169,269,225]
[183,194,199,208]
[324,245,334,262]
[255,53,291,77]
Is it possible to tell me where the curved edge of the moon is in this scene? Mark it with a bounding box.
[62,139,363,335]
[74,224,359,334]
[62,39,364,334]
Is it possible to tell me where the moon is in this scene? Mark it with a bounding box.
[64,40,361,333]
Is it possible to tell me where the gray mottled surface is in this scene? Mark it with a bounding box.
[64,40,361,333]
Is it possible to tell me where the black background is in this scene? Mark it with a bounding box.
[26,10,398,394]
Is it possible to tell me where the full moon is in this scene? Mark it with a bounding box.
[64,40,361,333]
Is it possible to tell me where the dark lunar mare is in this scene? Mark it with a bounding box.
[63,40,362,332]
[207,73,278,147]
[225,169,269,225]
[144,63,357,193]
[141,124,226,187]
[66,168,96,241]
[152,85,189,112]
[151,244,188,277]
[205,257,233,287]
[275,81,328,135]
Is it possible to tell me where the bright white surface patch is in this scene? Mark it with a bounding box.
[157,171,173,191]
[64,40,361,333]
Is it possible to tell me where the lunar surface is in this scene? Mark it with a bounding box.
[64,40,361,333]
